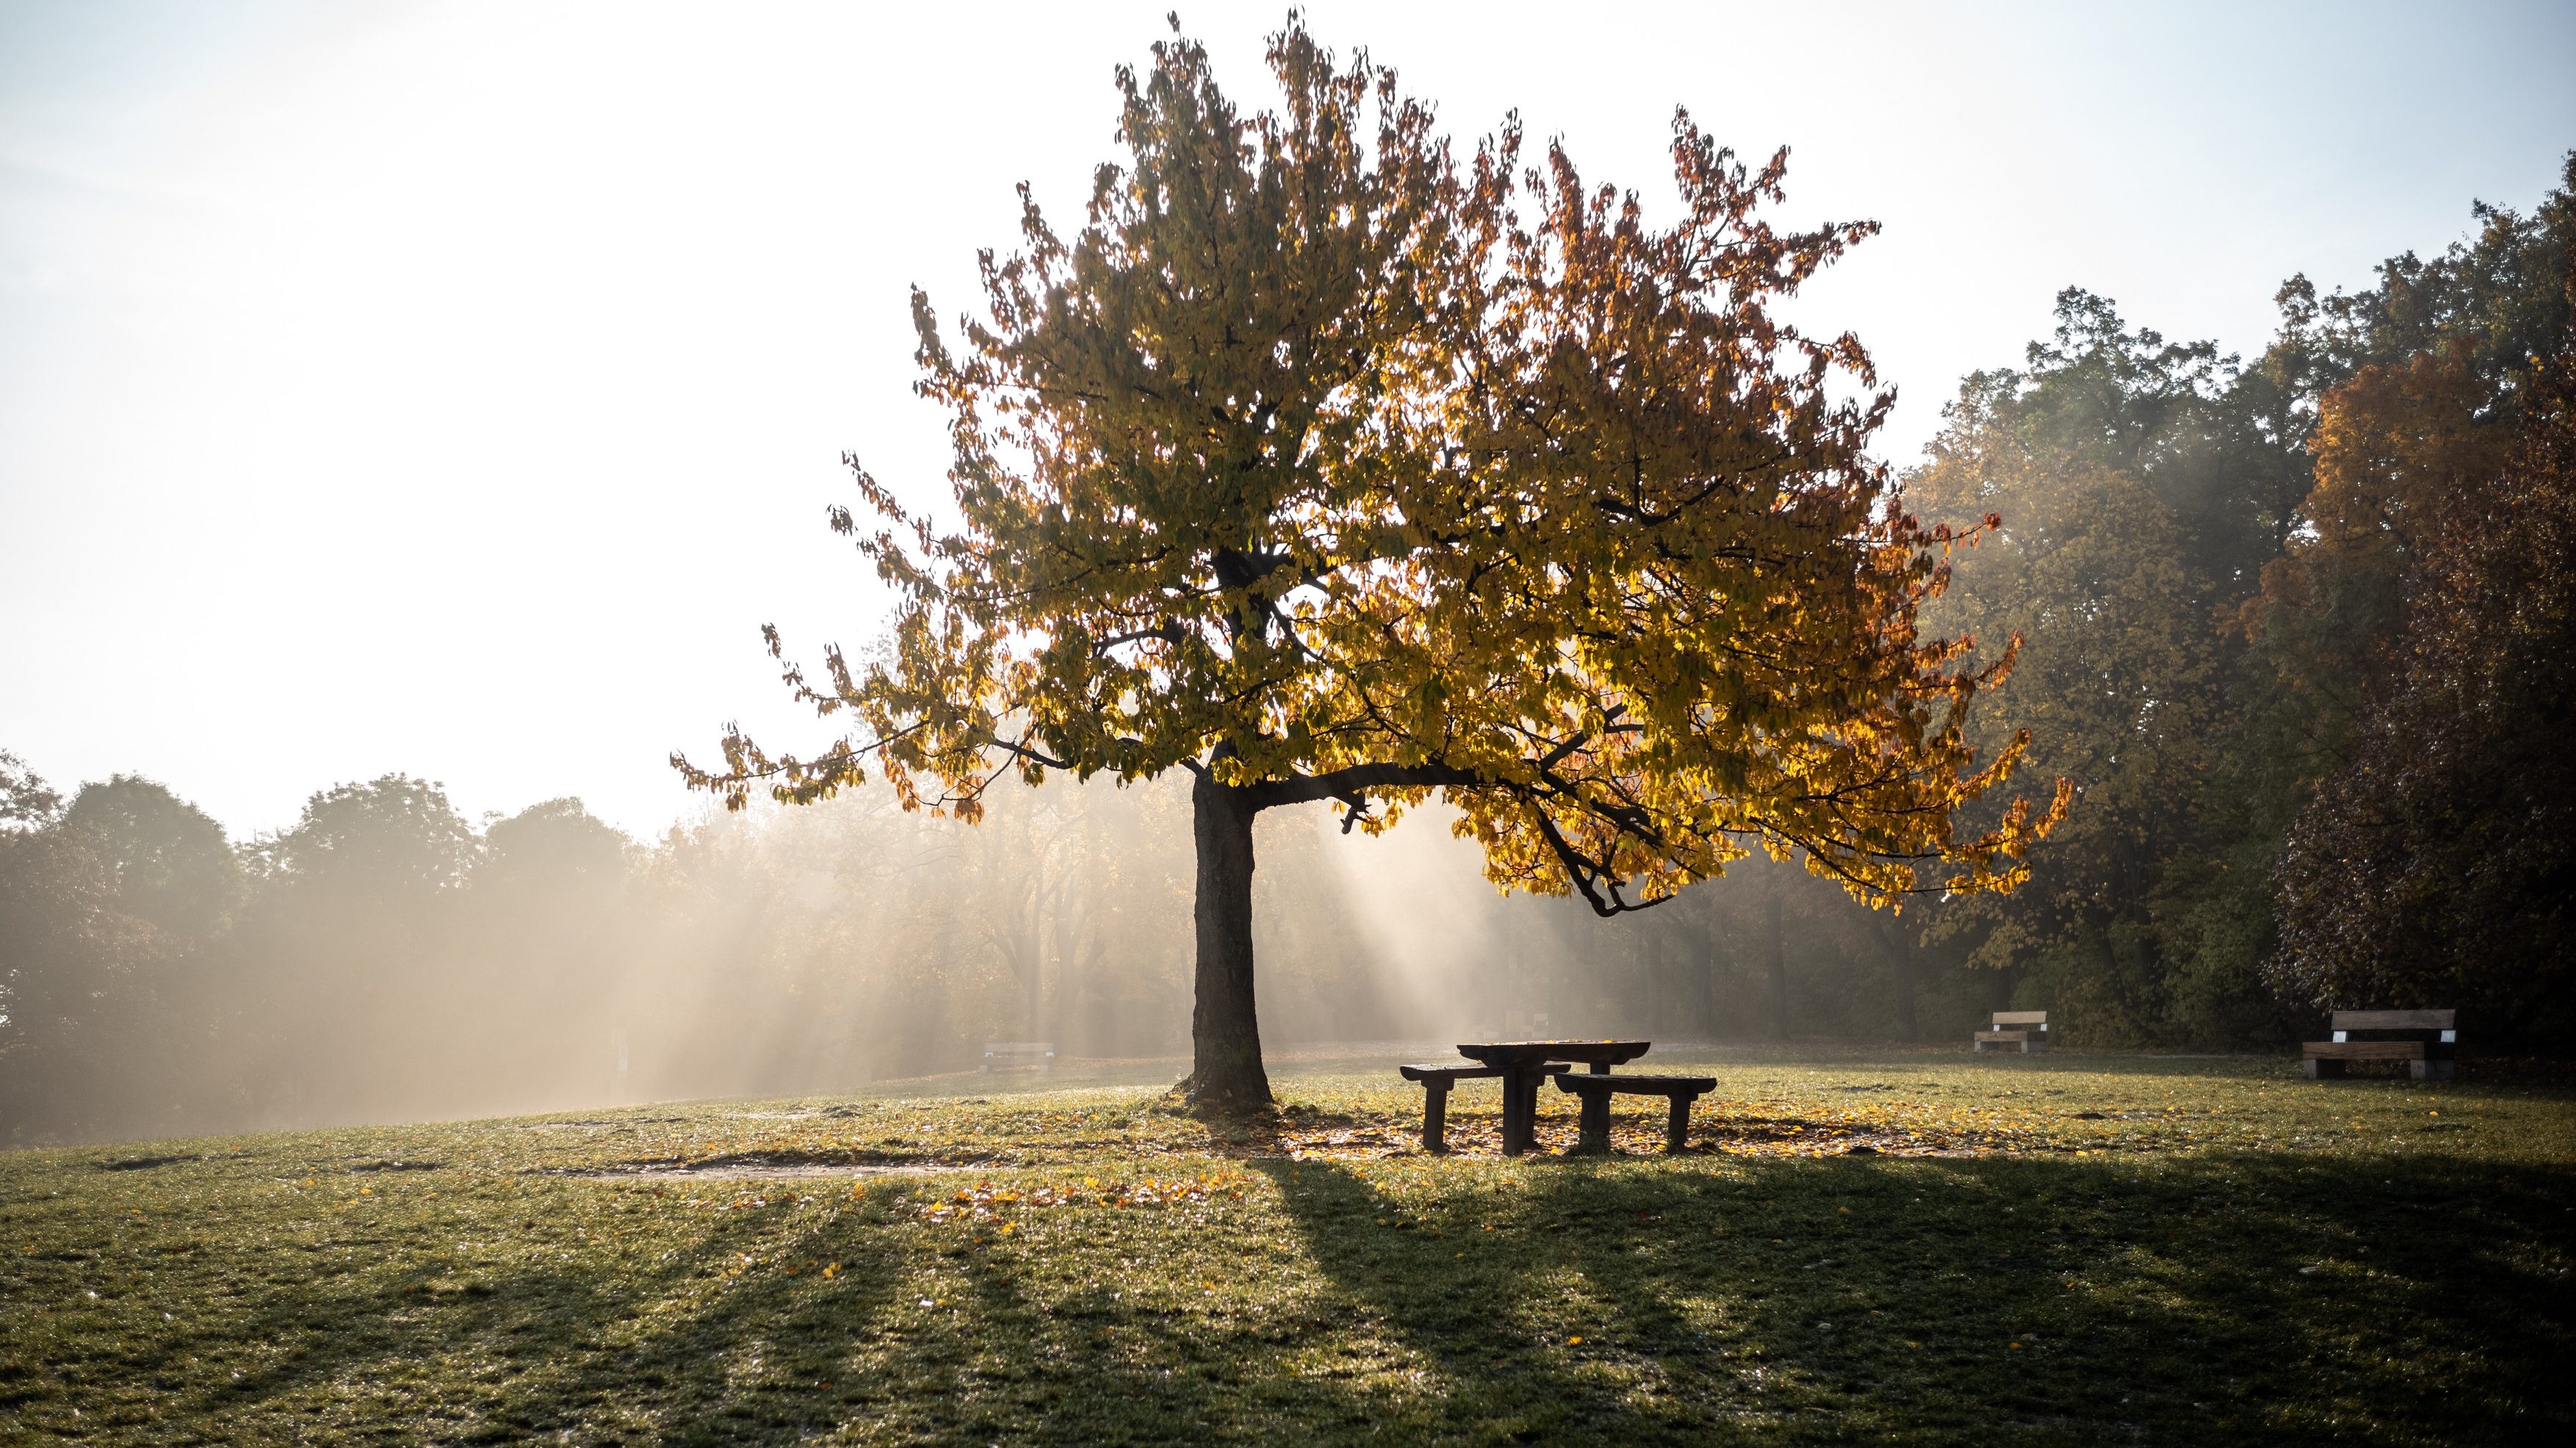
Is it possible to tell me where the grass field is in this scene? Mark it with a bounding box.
[4,1046,2572,1444]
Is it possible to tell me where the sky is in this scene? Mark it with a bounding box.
[3,0,2572,844]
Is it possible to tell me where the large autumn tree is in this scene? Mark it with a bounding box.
[679,21,2062,1110]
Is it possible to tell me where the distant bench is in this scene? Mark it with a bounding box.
[979,1041,1056,1074]
[1553,1073,1718,1154]
[1974,1010,2049,1054]
[2303,1010,2456,1081]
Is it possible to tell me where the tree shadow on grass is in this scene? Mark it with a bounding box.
[178,1181,1396,1446]
[1255,1149,2576,1445]
[134,1184,917,1446]
[87,1148,2576,1446]
[929,1220,1358,1443]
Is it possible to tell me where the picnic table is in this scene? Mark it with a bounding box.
[1454,1040,1650,1156]
[1400,1041,1720,1155]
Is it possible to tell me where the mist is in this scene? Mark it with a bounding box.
[0,754,1990,1148]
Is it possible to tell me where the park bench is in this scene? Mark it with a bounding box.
[979,1041,1056,1074]
[1398,1062,1567,1153]
[2302,1010,2456,1081]
[1974,1010,2049,1054]
[1552,1072,1718,1154]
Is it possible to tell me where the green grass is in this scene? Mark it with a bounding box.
[4,1049,2572,1444]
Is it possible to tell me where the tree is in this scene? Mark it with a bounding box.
[2240,158,2576,786]
[62,775,239,941]
[459,798,637,1109]
[254,774,477,904]
[2237,348,2518,781]
[679,21,2060,1110]
[0,749,61,830]
[2270,264,2576,1035]
[226,774,478,1123]
[1907,292,2292,1046]
[0,759,207,1143]
[478,797,630,897]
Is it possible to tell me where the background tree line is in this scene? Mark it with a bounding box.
[6,162,2571,1146]
[1906,158,2575,1051]
[0,749,2028,1147]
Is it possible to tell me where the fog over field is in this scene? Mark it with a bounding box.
[2,756,1988,1145]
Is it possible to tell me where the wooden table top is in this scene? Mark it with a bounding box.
[1454,1040,1652,1068]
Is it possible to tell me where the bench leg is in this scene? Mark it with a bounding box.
[1665,1096,1692,1154]
[1423,1084,1450,1154]
[2413,1059,2455,1082]
[2303,1057,2345,1079]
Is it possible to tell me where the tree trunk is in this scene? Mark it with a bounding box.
[1703,896,1723,1036]
[1186,773,1272,1112]
[1764,887,1789,1040]
[1028,869,1046,1043]
[1703,927,1720,1037]
[1892,920,1919,1042]
[1643,930,1661,1033]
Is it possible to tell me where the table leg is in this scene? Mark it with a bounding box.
[1506,1068,1548,1156]
[1576,1088,1610,1154]
[1665,1094,1690,1153]
[1424,1083,1449,1154]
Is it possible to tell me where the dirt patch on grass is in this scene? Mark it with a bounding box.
[566,1151,976,1181]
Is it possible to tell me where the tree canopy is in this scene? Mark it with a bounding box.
[680,20,2060,1109]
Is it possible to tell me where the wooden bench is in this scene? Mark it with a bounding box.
[1974,1010,2049,1054]
[2303,1010,2456,1081]
[1551,1073,1718,1154]
[1399,1063,1566,1153]
[979,1041,1056,1074]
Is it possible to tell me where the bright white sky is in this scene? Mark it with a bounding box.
[4,0,2572,842]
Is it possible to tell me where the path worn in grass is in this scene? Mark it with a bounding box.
[4,1050,2572,1444]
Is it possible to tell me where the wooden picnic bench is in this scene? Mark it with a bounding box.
[2303,1010,2456,1081]
[1552,1072,1718,1154]
[1458,1041,1651,1156]
[1396,1041,1653,1156]
[1974,1010,2049,1054]
[1397,1062,1567,1153]
[979,1041,1056,1074]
